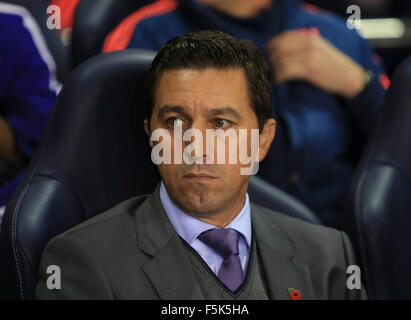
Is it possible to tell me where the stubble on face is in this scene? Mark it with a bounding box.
[149,68,259,226]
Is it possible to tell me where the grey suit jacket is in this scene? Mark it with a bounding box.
[35,186,366,300]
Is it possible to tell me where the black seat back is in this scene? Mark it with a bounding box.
[71,0,151,67]
[343,57,411,299]
[0,49,158,300]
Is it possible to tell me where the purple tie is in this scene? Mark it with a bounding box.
[198,228,244,292]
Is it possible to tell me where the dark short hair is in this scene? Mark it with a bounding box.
[144,30,272,130]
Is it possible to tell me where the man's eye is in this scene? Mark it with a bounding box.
[166,117,184,128]
[214,119,231,128]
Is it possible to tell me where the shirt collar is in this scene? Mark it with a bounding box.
[159,182,252,248]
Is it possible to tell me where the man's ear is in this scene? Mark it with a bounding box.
[144,119,154,148]
[258,118,276,162]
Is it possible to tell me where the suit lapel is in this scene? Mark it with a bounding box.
[135,185,204,299]
[141,234,204,299]
[251,204,315,300]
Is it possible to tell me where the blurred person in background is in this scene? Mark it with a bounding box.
[305,0,390,18]
[306,0,411,18]
[305,0,411,78]
[0,2,58,223]
[48,0,80,43]
[103,0,388,228]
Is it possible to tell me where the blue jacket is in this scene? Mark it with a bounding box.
[0,3,58,206]
[104,0,387,227]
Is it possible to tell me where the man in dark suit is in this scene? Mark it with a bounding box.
[35,30,365,300]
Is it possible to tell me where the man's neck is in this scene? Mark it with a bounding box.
[191,194,247,228]
[161,181,248,228]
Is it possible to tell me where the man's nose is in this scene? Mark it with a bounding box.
[183,121,210,162]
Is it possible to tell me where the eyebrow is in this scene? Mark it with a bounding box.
[157,105,243,122]
[157,105,191,121]
[208,106,243,121]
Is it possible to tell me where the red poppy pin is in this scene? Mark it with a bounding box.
[288,288,302,300]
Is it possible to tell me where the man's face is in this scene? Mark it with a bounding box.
[145,68,275,221]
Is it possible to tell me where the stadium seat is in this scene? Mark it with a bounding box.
[0,49,320,300]
[343,56,411,299]
[71,0,152,67]
[249,175,321,224]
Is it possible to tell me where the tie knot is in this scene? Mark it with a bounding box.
[198,228,240,258]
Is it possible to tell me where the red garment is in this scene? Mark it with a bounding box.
[49,0,80,31]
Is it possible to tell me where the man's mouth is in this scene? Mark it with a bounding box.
[183,173,218,181]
